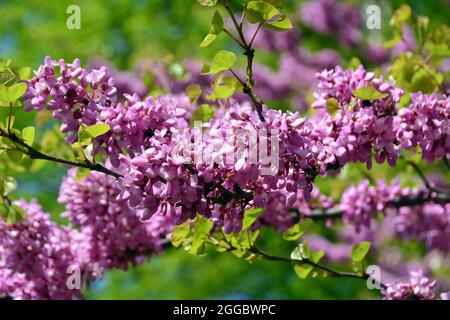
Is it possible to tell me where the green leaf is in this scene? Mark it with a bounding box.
[191,104,216,123]
[77,127,92,146]
[242,207,264,230]
[290,246,302,260]
[390,4,411,27]
[197,0,217,6]
[351,241,371,262]
[194,215,214,235]
[84,123,110,138]
[298,242,311,259]
[256,0,283,8]
[207,76,241,100]
[282,218,313,241]
[0,85,9,105]
[171,222,191,247]
[264,14,292,31]
[352,86,388,100]
[211,10,223,34]
[75,168,90,180]
[326,98,339,116]
[411,69,441,93]
[186,84,202,103]
[5,205,26,224]
[294,264,313,279]
[22,126,35,146]
[245,1,280,24]
[18,67,31,80]
[1,177,17,196]
[8,82,27,101]
[7,150,23,163]
[310,249,325,264]
[202,50,237,74]
[188,236,207,256]
[200,11,223,47]
[200,33,217,47]
[292,241,324,279]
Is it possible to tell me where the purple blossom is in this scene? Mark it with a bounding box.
[384,270,437,300]
[58,169,171,279]
[0,199,82,300]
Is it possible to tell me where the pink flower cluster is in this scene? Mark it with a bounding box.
[96,94,189,166]
[23,56,117,144]
[0,199,82,300]
[300,0,361,47]
[339,179,449,252]
[23,56,190,167]
[339,179,403,231]
[384,270,437,300]
[389,202,450,252]
[0,170,171,299]
[397,93,450,162]
[118,103,315,233]
[309,65,404,172]
[58,169,171,279]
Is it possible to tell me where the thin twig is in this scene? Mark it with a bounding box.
[0,128,122,179]
[223,28,246,48]
[249,246,387,290]
[249,22,263,47]
[403,157,450,194]
[222,0,265,122]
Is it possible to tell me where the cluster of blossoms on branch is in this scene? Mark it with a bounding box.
[21,57,450,235]
[0,199,82,299]
[0,169,170,299]
[339,179,450,252]
[0,47,447,300]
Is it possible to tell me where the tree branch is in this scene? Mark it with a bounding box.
[249,246,386,290]
[300,193,450,221]
[222,0,266,122]
[0,128,122,179]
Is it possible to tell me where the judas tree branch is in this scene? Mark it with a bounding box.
[303,193,450,221]
[0,128,122,179]
[249,246,386,291]
[222,0,266,122]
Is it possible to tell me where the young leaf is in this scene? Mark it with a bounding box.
[294,264,313,279]
[0,84,9,105]
[351,241,371,262]
[200,11,223,47]
[8,82,27,101]
[186,84,202,103]
[326,98,340,116]
[200,33,217,47]
[245,1,280,24]
[202,50,237,74]
[211,10,223,34]
[390,4,411,27]
[352,86,388,100]
[5,205,26,224]
[84,123,110,138]
[282,218,313,241]
[242,207,264,230]
[18,67,31,80]
[191,104,216,123]
[194,215,214,235]
[188,236,207,256]
[171,223,191,247]
[7,150,23,163]
[22,126,35,146]
[197,0,218,6]
[264,15,292,31]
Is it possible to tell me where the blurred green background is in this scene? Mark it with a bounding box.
[0,0,448,299]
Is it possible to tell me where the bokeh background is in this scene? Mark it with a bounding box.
[0,0,449,299]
